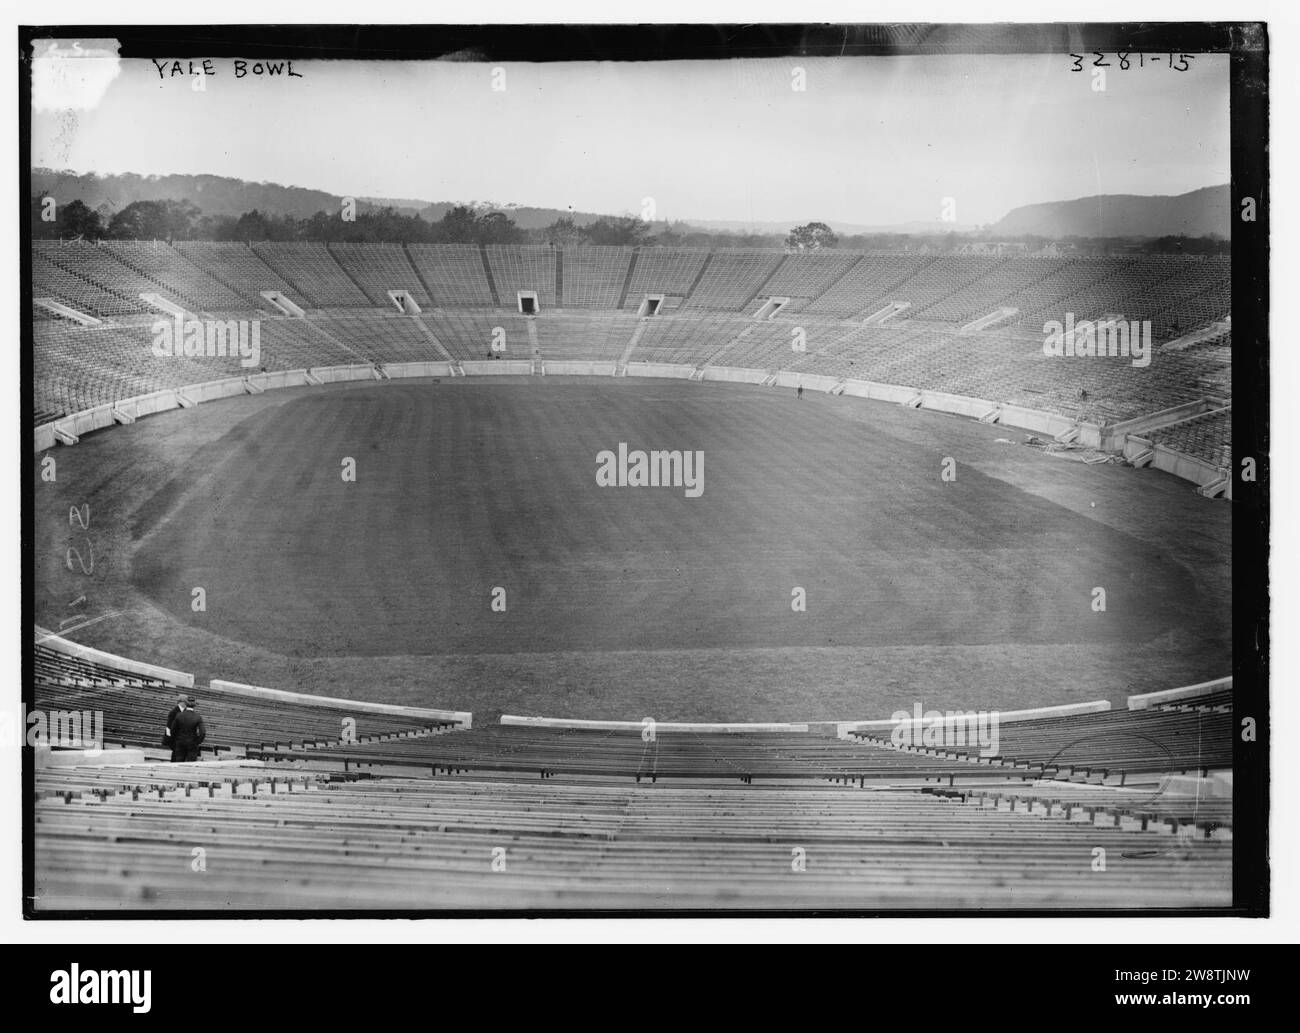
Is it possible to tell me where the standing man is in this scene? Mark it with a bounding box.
[797,383,804,401]
[166,695,207,762]
[162,693,186,752]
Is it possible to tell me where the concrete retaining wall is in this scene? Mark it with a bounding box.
[625,362,696,380]
[460,360,532,376]
[772,371,839,392]
[543,360,618,377]
[835,699,1112,740]
[839,379,918,404]
[1127,677,1232,711]
[702,366,770,385]
[308,364,379,384]
[35,628,196,688]
[210,679,471,727]
[386,361,456,379]
[501,715,809,733]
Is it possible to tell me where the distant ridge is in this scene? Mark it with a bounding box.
[31,169,626,228]
[990,185,1229,239]
[31,168,1230,240]
[32,168,348,219]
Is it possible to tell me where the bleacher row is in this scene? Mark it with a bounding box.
[848,707,1233,780]
[32,305,1232,439]
[31,632,1233,909]
[35,639,1231,783]
[30,240,1232,478]
[1146,404,1233,469]
[34,766,1230,909]
[246,709,1231,783]
[33,240,1230,332]
[34,645,455,753]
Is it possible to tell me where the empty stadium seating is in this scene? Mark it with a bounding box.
[621,247,710,306]
[26,240,1241,914]
[533,312,640,361]
[681,250,784,310]
[251,243,372,307]
[406,244,495,306]
[1146,406,1232,470]
[758,251,860,306]
[31,243,1234,470]
[34,645,458,754]
[560,246,633,308]
[34,758,1230,909]
[485,245,557,309]
[101,241,248,312]
[306,310,438,363]
[848,697,1232,778]
[803,253,934,318]
[328,243,431,308]
[34,240,165,316]
[173,241,306,310]
[29,622,1233,911]
[250,724,992,782]
[632,313,756,365]
[422,310,533,361]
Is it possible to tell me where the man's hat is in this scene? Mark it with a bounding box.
[176,693,188,704]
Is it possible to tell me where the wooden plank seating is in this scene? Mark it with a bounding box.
[922,782,1233,838]
[329,243,432,308]
[533,312,641,361]
[406,245,494,306]
[850,693,1232,779]
[33,764,1231,910]
[1157,690,1232,713]
[34,645,460,755]
[560,247,634,309]
[250,243,371,307]
[247,724,1022,783]
[34,246,1232,451]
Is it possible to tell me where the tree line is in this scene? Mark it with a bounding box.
[30,198,1229,255]
[30,197,782,248]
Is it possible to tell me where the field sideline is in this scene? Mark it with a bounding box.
[34,377,1231,722]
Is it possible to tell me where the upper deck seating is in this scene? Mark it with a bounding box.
[560,246,634,308]
[101,242,248,312]
[485,245,557,309]
[173,242,307,310]
[251,243,371,307]
[681,250,784,310]
[406,245,495,306]
[621,248,710,307]
[328,243,432,308]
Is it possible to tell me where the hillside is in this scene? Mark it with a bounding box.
[32,168,1231,241]
[991,185,1230,239]
[32,168,348,219]
[32,169,631,227]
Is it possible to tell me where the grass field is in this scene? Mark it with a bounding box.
[35,377,1231,722]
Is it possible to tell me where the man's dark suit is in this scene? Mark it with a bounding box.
[169,706,207,762]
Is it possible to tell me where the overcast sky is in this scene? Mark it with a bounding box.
[31,50,1230,227]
